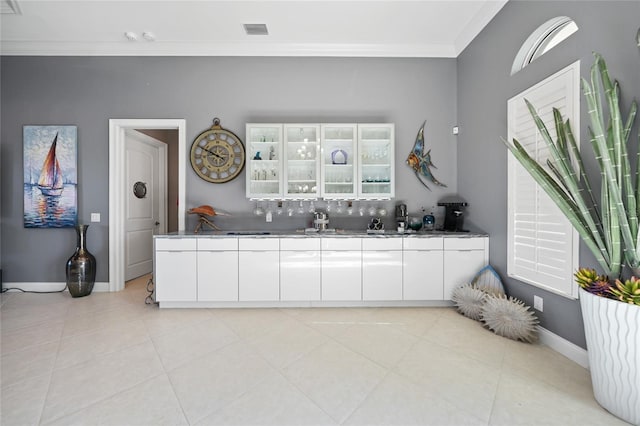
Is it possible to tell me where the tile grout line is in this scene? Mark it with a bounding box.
[36,318,66,426]
[338,368,395,425]
[42,371,170,426]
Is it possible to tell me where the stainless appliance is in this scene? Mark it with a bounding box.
[395,203,408,229]
[313,211,329,231]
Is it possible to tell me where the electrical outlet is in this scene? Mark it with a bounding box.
[90,213,101,222]
[533,295,543,312]
[452,126,459,135]
[265,211,273,223]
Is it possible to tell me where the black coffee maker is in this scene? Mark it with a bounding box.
[438,201,468,232]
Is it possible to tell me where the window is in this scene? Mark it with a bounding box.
[511,17,578,75]
[507,61,580,298]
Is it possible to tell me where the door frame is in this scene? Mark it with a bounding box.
[109,119,186,292]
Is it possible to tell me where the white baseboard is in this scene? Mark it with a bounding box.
[538,326,589,369]
[3,282,110,293]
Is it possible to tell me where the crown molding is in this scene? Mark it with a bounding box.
[0,41,457,58]
[454,0,508,56]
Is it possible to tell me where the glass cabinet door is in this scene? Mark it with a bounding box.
[246,124,283,199]
[321,124,357,199]
[284,124,320,199]
[358,123,395,199]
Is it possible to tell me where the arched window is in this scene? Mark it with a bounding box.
[511,16,578,75]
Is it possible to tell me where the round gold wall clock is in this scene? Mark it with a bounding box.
[190,118,245,183]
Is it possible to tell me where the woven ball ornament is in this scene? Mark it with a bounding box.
[480,295,539,343]
[451,284,488,321]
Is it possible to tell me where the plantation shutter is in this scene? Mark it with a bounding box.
[507,61,580,299]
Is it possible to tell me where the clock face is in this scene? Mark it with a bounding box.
[190,124,245,183]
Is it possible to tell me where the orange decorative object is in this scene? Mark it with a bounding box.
[188,205,221,233]
[188,205,216,217]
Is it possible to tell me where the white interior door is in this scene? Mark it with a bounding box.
[125,129,167,281]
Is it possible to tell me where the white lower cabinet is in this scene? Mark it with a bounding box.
[238,238,280,301]
[280,238,321,301]
[403,237,444,300]
[362,238,403,301]
[154,235,488,306]
[443,238,488,300]
[197,238,239,301]
[281,251,321,301]
[154,238,197,302]
[321,238,362,301]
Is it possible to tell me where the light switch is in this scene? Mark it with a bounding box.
[91,213,101,223]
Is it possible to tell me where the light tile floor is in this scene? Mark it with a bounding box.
[0,275,630,426]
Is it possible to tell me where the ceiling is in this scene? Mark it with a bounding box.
[0,0,508,57]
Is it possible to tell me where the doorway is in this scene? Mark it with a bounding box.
[109,119,186,292]
[124,129,166,281]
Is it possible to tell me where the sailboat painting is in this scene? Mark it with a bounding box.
[23,125,78,228]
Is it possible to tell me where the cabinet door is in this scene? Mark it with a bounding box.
[321,124,357,199]
[358,124,395,199]
[155,251,197,302]
[197,251,239,301]
[403,250,444,300]
[443,250,486,300]
[284,124,321,199]
[362,251,403,300]
[321,250,362,301]
[239,251,280,301]
[246,124,283,199]
[280,251,321,301]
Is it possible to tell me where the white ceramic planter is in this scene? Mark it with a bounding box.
[579,288,640,425]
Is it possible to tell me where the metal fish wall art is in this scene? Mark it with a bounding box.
[406,120,447,190]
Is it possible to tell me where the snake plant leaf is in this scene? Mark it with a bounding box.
[583,71,637,269]
[525,100,608,258]
[504,53,638,279]
[503,137,614,275]
[566,120,602,227]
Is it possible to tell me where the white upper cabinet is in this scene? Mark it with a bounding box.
[246,122,394,200]
[246,124,283,199]
[358,124,395,199]
[321,124,358,199]
[284,124,321,199]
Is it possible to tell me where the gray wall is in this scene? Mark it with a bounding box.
[457,0,640,348]
[1,57,458,283]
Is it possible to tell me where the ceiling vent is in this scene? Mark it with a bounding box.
[1,0,21,14]
[243,24,269,36]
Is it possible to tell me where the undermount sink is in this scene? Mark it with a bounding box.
[225,231,271,235]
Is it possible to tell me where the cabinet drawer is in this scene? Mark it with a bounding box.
[321,238,362,251]
[155,238,197,251]
[403,237,444,250]
[362,237,402,251]
[280,238,321,251]
[444,237,486,250]
[198,238,238,251]
[238,238,279,251]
